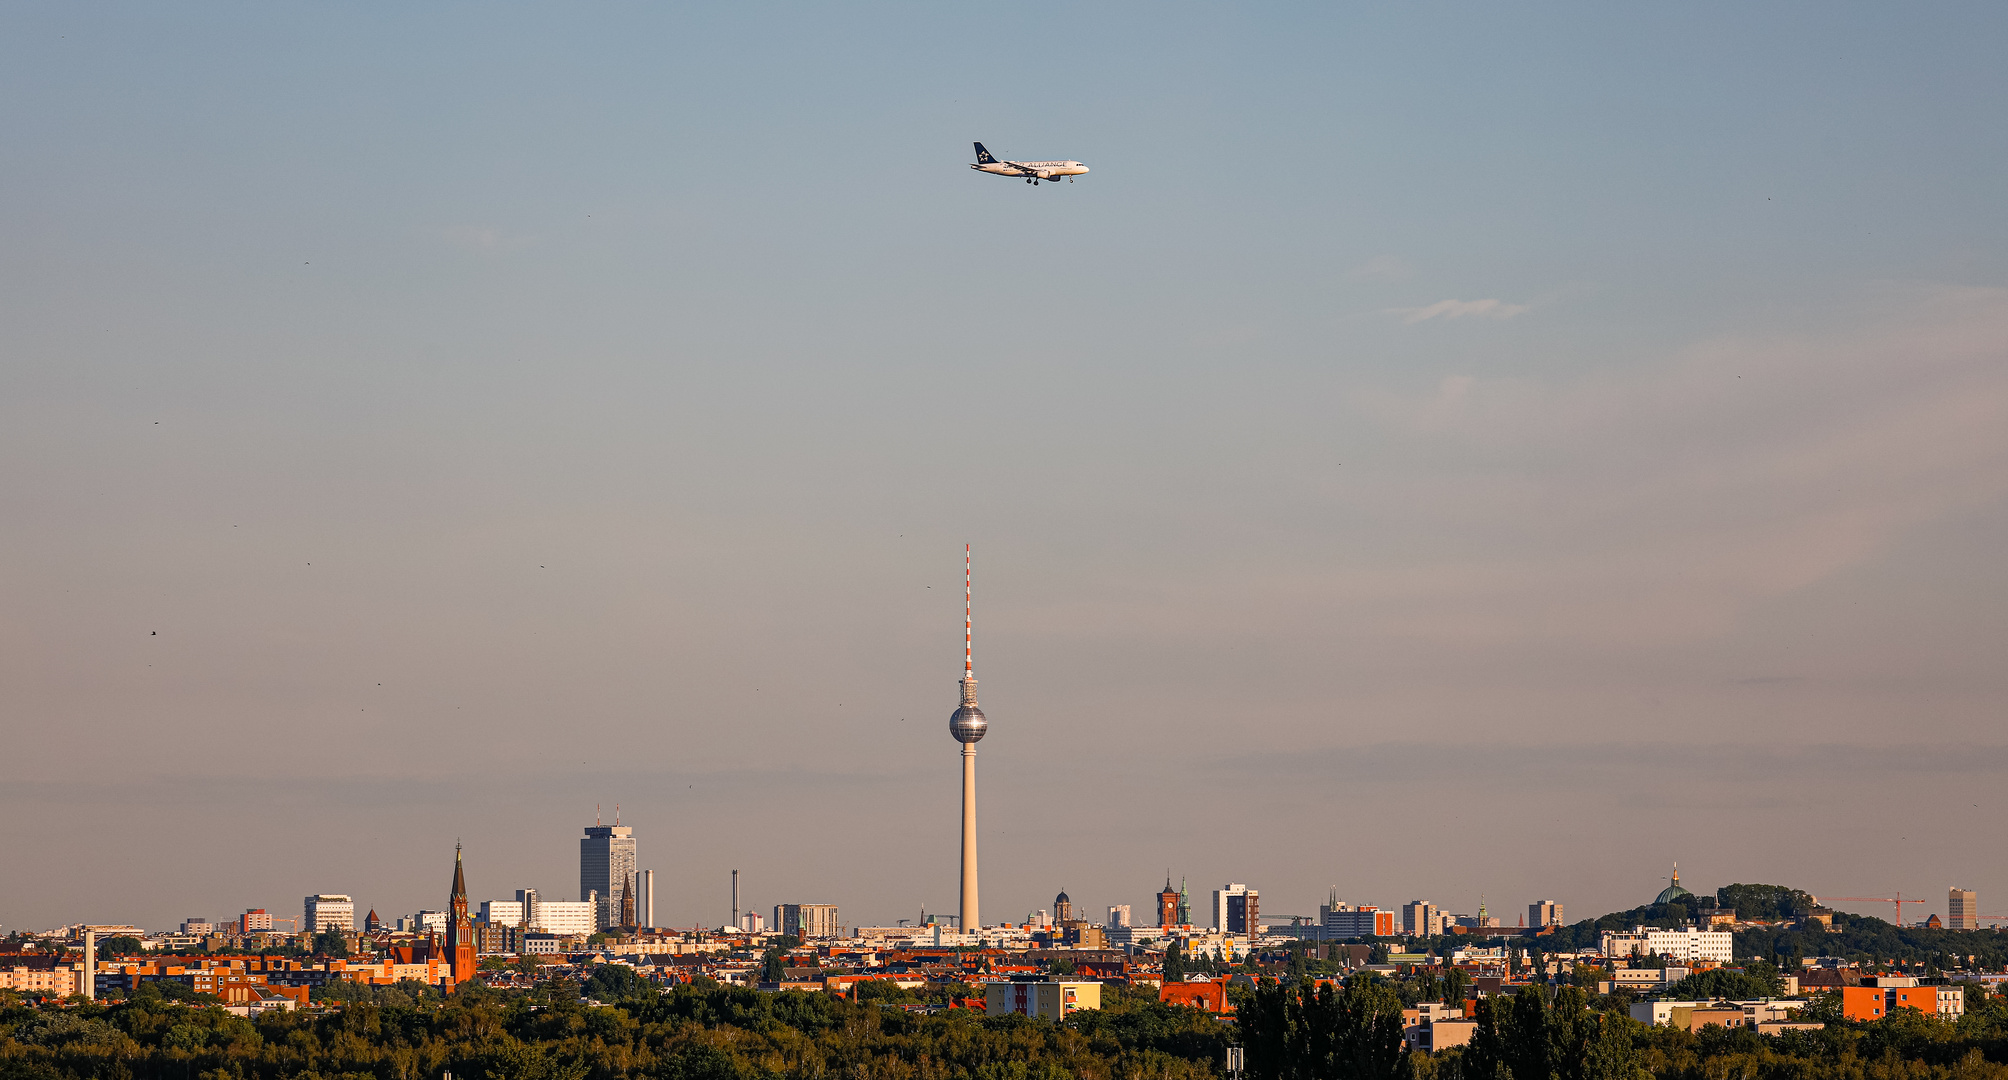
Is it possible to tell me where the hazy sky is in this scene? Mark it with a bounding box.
[4,3,2006,937]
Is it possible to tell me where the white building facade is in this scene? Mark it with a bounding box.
[304,895,354,933]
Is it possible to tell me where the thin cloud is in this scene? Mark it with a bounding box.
[1388,298,1530,323]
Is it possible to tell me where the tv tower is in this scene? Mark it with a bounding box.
[948,544,989,932]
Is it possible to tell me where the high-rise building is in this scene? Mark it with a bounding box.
[948,546,989,932]
[1211,884,1259,934]
[739,912,766,932]
[775,903,840,939]
[1323,905,1395,938]
[1950,888,1978,930]
[240,909,273,933]
[1403,900,1446,937]
[1106,905,1132,928]
[637,870,655,929]
[304,894,354,933]
[581,817,637,931]
[1529,900,1564,928]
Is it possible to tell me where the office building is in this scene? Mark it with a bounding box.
[479,900,523,926]
[1950,888,1978,931]
[637,870,655,929]
[948,546,989,932]
[1322,902,1395,938]
[180,918,211,935]
[304,895,354,933]
[1403,901,1446,937]
[240,909,273,933]
[581,818,637,931]
[1211,884,1259,934]
[775,903,841,939]
[538,899,597,937]
[1529,900,1564,928]
[739,912,766,932]
[1107,905,1132,928]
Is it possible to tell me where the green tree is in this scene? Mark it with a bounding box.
[310,929,349,957]
[1164,941,1187,982]
[582,962,648,1001]
[1444,967,1470,1004]
[1242,976,1409,1080]
[760,947,785,983]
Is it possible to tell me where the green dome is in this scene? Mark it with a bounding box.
[1655,865,1692,906]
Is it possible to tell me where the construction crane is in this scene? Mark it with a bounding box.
[1814,893,1918,925]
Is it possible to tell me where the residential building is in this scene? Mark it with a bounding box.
[1529,900,1563,928]
[581,822,637,931]
[1403,901,1446,937]
[240,909,274,933]
[480,900,524,926]
[775,903,841,939]
[985,980,1102,1020]
[304,895,354,933]
[739,912,765,932]
[180,918,211,935]
[1950,888,1979,931]
[1211,884,1258,934]
[522,933,563,954]
[1107,905,1132,928]
[1600,926,1732,964]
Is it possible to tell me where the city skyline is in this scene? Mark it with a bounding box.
[4,3,2006,933]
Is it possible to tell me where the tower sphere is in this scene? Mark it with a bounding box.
[950,705,987,743]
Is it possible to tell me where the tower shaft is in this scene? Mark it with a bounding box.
[961,743,979,931]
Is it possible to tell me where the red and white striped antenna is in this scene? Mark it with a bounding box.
[964,544,974,678]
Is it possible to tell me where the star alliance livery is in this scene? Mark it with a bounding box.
[970,142,1089,185]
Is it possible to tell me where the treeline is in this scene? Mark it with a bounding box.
[0,979,1231,1080]
[1236,978,2008,1080]
[11,973,2008,1080]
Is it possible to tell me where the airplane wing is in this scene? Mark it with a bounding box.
[998,159,1043,175]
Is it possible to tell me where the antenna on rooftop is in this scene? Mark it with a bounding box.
[596,804,602,826]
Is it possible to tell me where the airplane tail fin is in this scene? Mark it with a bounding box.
[973,142,996,165]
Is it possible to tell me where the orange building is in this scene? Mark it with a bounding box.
[1840,981,1966,1021]
[1161,980,1232,1013]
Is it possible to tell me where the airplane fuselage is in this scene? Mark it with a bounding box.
[971,160,1089,181]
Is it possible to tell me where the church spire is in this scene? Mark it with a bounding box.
[450,841,468,920]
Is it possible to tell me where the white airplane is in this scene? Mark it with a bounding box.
[970,142,1089,185]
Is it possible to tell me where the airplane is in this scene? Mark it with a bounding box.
[970,142,1089,185]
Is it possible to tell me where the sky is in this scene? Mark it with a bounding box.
[3,2,2006,937]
